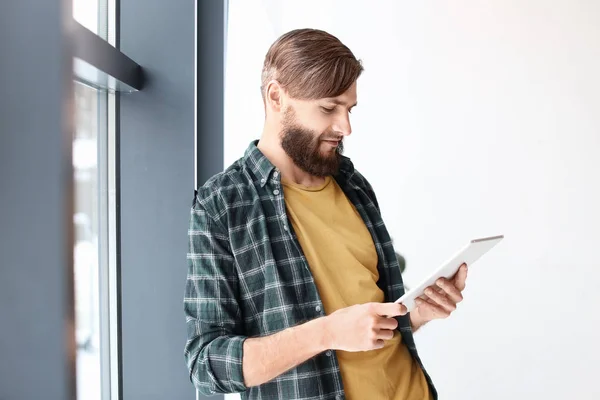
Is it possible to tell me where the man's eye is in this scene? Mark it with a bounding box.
[320,107,334,113]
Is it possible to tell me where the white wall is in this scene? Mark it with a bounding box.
[224,1,600,399]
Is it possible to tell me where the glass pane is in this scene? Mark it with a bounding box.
[73,1,114,399]
[73,0,108,40]
[73,82,102,400]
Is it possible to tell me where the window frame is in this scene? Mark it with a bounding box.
[72,0,138,399]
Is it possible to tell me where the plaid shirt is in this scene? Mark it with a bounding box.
[184,141,437,400]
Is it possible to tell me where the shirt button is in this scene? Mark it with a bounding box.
[326,350,332,357]
[260,178,265,183]
[335,395,342,400]
[273,189,280,195]
[273,171,279,178]
[315,305,321,312]
[283,224,288,231]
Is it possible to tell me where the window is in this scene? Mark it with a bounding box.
[73,0,108,39]
[72,1,117,400]
[73,78,104,400]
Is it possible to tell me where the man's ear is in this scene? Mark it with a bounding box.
[265,80,284,113]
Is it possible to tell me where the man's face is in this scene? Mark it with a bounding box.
[280,82,357,177]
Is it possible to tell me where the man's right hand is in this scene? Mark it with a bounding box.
[323,302,407,352]
[241,302,407,387]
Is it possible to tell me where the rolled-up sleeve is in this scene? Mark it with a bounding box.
[184,198,248,395]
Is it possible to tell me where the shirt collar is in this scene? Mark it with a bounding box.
[243,140,356,187]
[244,140,277,187]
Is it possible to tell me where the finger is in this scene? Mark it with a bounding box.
[375,328,395,340]
[376,316,399,331]
[373,302,407,317]
[435,278,464,304]
[415,298,450,319]
[453,264,468,291]
[426,285,446,299]
[424,286,456,313]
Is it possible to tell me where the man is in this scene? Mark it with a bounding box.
[184,28,468,400]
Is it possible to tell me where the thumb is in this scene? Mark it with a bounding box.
[454,263,468,291]
[373,302,407,317]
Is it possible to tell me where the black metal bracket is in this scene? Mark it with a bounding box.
[71,20,144,92]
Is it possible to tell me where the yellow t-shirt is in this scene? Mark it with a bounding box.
[282,175,431,400]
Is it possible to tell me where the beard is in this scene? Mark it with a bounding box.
[280,107,344,177]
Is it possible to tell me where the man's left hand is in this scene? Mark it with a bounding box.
[409,263,468,331]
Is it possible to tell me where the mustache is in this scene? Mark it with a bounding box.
[320,136,343,142]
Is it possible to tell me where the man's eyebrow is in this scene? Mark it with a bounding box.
[327,99,358,108]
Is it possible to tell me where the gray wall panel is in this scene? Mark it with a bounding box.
[0,0,75,399]
[119,0,204,398]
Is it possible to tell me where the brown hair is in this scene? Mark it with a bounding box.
[261,28,363,101]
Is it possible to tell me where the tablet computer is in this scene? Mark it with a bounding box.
[395,235,504,312]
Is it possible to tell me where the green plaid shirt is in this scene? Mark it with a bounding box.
[184,141,437,400]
